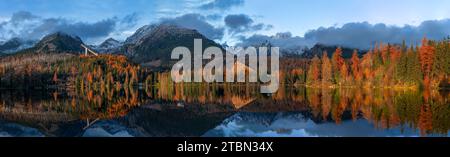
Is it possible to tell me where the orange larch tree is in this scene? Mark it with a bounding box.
[340,62,349,84]
[380,43,390,64]
[53,68,59,84]
[419,38,436,87]
[350,50,362,81]
[389,45,401,63]
[322,52,333,85]
[360,50,374,84]
[332,47,345,72]
[307,55,321,85]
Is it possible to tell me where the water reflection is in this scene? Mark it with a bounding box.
[0,85,448,137]
[203,112,424,137]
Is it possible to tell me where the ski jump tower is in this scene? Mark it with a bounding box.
[81,44,99,56]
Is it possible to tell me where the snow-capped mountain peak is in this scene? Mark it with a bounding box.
[99,38,122,49]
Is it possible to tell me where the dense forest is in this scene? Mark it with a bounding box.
[0,38,449,91]
[281,38,450,89]
[0,53,143,89]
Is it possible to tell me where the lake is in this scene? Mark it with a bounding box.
[0,85,448,137]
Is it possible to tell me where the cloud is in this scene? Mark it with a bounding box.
[159,13,224,40]
[29,18,116,41]
[206,14,223,21]
[225,14,252,29]
[0,11,139,43]
[119,13,140,29]
[199,0,244,10]
[155,8,184,17]
[224,14,271,35]
[9,11,38,22]
[304,19,450,49]
[274,32,293,39]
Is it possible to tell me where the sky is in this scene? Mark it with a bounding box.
[1,0,450,49]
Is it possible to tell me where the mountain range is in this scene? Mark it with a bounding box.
[118,24,222,69]
[2,24,222,70]
[240,38,365,58]
[301,44,367,59]
[0,24,366,68]
[91,38,122,53]
[0,38,36,54]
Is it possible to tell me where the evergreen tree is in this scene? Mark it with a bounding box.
[394,49,408,84]
[431,41,450,86]
[406,46,423,86]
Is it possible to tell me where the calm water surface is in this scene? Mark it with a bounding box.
[0,85,448,137]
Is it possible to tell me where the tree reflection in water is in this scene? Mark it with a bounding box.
[0,85,448,137]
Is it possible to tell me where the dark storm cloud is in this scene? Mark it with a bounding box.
[206,14,222,21]
[225,14,252,29]
[224,14,271,35]
[28,18,116,40]
[304,19,450,49]
[199,0,244,10]
[0,11,139,42]
[159,13,224,40]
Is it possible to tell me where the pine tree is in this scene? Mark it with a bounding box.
[373,46,383,69]
[406,46,423,86]
[394,49,408,84]
[372,46,385,85]
[431,41,450,86]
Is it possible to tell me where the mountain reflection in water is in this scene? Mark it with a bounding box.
[0,85,448,137]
